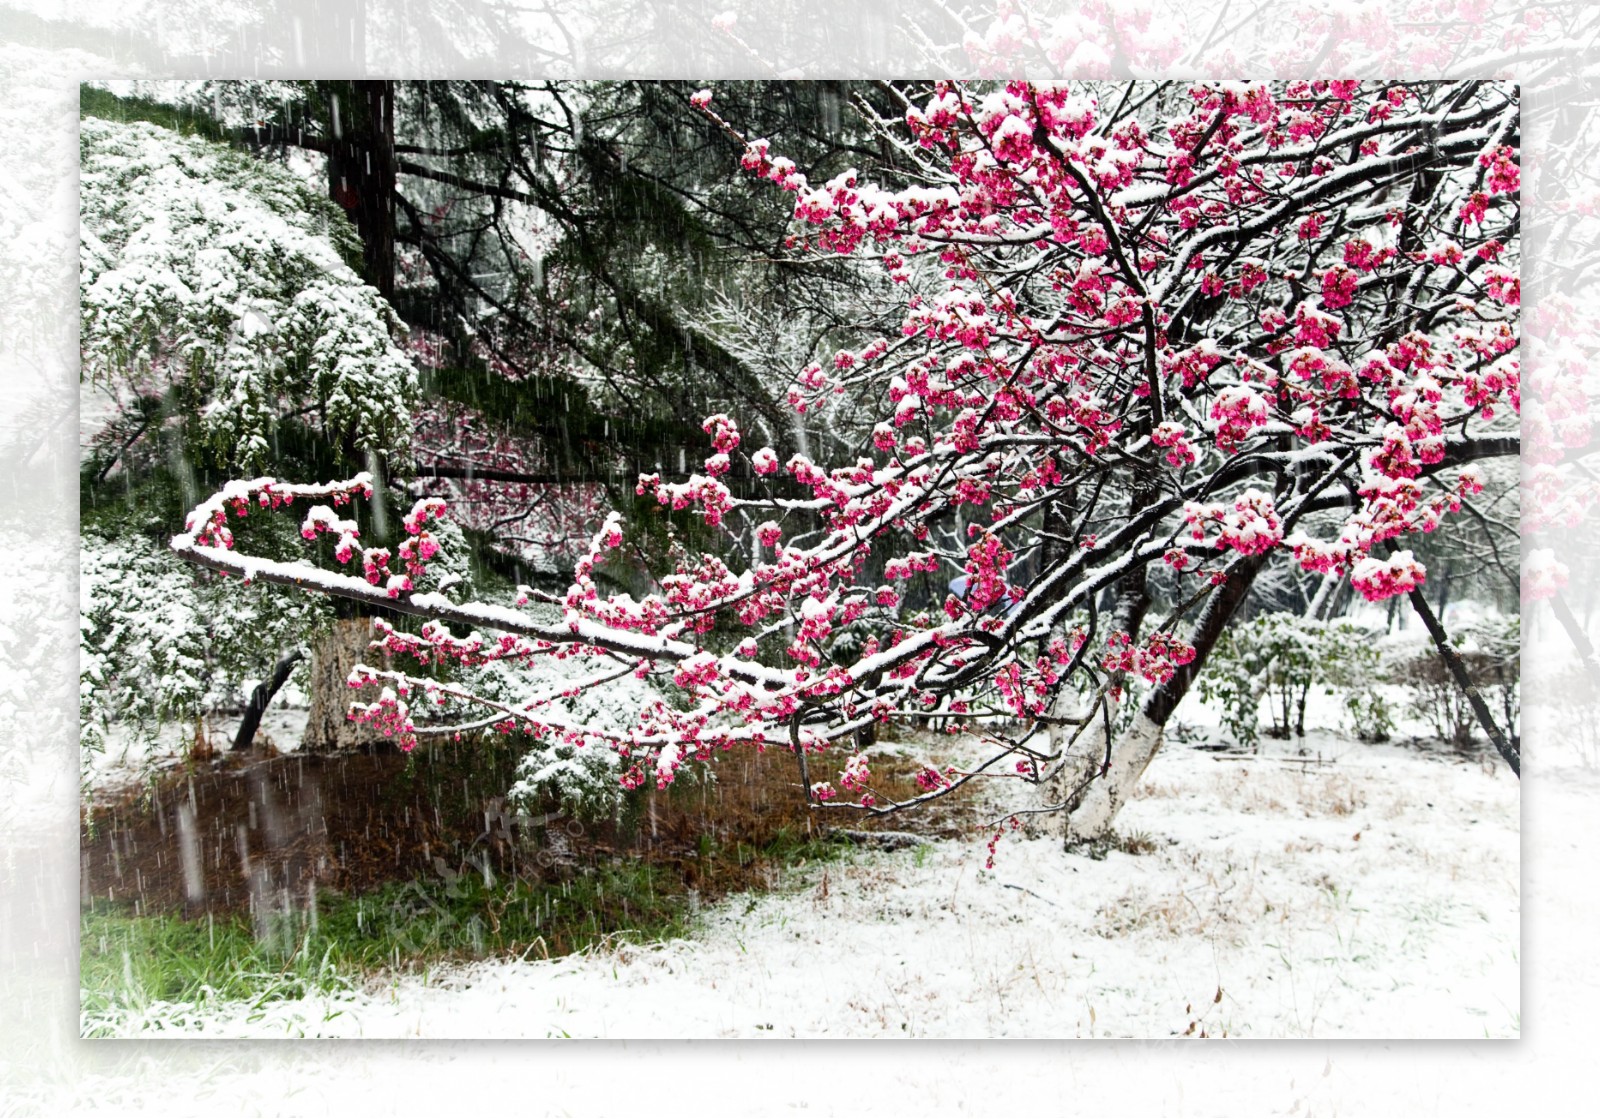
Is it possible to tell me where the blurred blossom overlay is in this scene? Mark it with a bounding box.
[0,0,1595,1113]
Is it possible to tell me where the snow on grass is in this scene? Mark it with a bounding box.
[81,703,310,805]
[85,730,1517,1038]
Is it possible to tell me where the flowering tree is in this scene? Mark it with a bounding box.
[173,80,1520,840]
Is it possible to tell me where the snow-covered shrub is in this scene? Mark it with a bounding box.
[1340,688,1397,745]
[1200,613,1392,747]
[450,603,670,821]
[503,666,669,821]
[1200,612,1322,747]
[1523,660,1599,768]
[1392,647,1477,749]
[79,116,418,471]
[1465,615,1521,741]
[1391,615,1518,749]
[1320,620,1394,743]
[80,530,329,768]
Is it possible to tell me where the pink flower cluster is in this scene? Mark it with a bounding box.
[1150,421,1197,468]
[346,680,418,752]
[1208,385,1271,450]
[961,533,1016,613]
[1480,145,1519,195]
[637,471,734,527]
[983,815,1022,871]
[184,475,374,550]
[1349,551,1426,602]
[1522,549,1568,603]
[883,551,941,582]
[1183,489,1283,556]
[1100,630,1197,686]
[839,752,871,792]
[703,413,741,453]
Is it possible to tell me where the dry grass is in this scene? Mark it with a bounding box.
[1204,764,1368,819]
[80,730,981,922]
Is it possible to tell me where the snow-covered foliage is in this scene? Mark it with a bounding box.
[79,116,418,470]
[495,648,670,819]
[413,599,661,819]
[1197,607,1521,751]
[79,528,328,767]
[90,79,309,129]
[1199,612,1387,747]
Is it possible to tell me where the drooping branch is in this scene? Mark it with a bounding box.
[1389,543,1520,777]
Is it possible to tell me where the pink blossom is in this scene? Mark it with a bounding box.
[1350,551,1426,602]
[1522,549,1568,602]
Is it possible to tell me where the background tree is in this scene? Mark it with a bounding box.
[119,79,918,568]
[81,77,911,756]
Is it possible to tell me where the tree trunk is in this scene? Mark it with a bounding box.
[1044,481,1156,833]
[1550,590,1600,697]
[301,617,392,753]
[325,80,396,298]
[1307,573,1338,620]
[1063,552,1270,843]
[1401,575,1520,777]
[232,648,306,752]
[1064,712,1166,842]
[1040,482,1080,758]
[1045,555,1152,809]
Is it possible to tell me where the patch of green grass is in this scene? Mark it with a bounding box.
[81,861,682,1034]
[80,902,346,1035]
[82,829,862,1035]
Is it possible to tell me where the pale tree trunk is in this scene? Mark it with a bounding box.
[1044,489,1154,834]
[1058,552,1270,843]
[1306,573,1339,621]
[1064,712,1166,841]
[301,616,392,752]
[1041,484,1090,785]
[1044,575,1149,824]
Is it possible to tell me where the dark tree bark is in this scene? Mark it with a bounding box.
[1549,591,1600,696]
[1398,561,1520,777]
[1144,552,1273,729]
[231,648,306,752]
[326,80,397,298]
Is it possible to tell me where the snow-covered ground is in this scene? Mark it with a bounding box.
[82,701,311,800]
[84,724,1518,1039]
